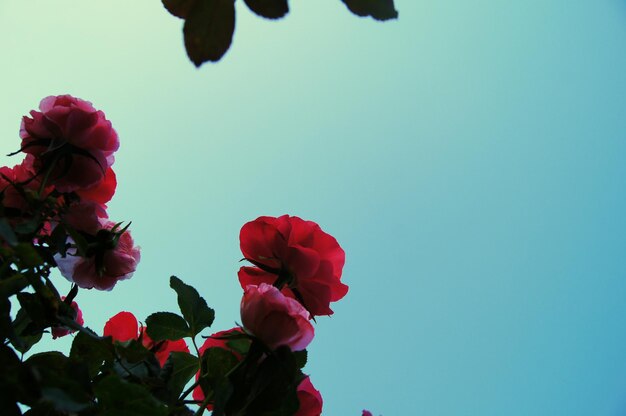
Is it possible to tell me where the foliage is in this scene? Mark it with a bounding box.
[162,0,398,66]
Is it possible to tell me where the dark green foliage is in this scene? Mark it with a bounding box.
[163,0,397,66]
[341,0,398,20]
[170,276,214,337]
[162,351,200,401]
[146,312,191,341]
[244,0,289,19]
[183,0,236,66]
[94,375,169,416]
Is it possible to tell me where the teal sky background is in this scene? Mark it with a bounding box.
[2,1,626,414]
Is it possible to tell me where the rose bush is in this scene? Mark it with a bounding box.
[0,94,369,415]
[238,215,348,316]
[240,283,314,351]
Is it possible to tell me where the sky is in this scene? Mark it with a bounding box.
[1,1,626,415]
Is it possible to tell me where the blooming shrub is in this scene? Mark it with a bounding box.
[0,95,374,415]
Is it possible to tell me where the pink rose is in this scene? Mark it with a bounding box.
[55,221,140,291]
[51,297,84,339]
[19,95,119,192]
[192,327,246,404]
[238,215,348,316]
[240,283,314,351]
[103,311,189,366]
[295,376,323,416]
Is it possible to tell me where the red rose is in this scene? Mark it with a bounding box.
[55,221,140,291]
[61,200,108,234]
[103,311,189,366]
[240,283,314,351]
[192,327,246,403]
[75,167,117,206]
[19,95,119,192]
[238,215,348,316]
[362,411,373,416]
[51,297,84,339]
[295,376,323,416]
[0,155,49,212]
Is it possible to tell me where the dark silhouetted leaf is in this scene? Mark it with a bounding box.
[70,332,114,378]
[243,0,289,19]
[341,0,398,21]
[94,375,168,416]
[163,0,198,18]
[293,349,307,370]
[183,0,236,66]
[0,274,29,298]
[163,351,199,399]
[146,311,190,341]
[26,352,93,413]
[0,217,17,246]
[170,276,214,337]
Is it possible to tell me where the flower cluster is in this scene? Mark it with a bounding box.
[1,95,364,415]
[2,95,140,297]
[188,215,348,414]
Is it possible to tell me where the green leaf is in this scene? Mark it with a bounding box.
[0,273,29,298]
[163,0,198,18]
[183,0,236,66]
[70,332,114,378]
[341,0,398,21]
[243,0,288,19]
[94,375,168,416]
[293,349,307,370]
[146,311,190,342]
[0,217,17,246]
[199,347,239,415]
[170,276,214,337]
[163,351,199,399]
[13,243,44,268]
[26,352,93,413]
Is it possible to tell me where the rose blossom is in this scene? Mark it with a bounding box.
[362,411,373,416]
[103,311,189,366]
[75,167,117,206]
[51,297,84,339]
[240,283,314,351]
[192,327,246,404]
[238,215,348,316]
[0,155,49,212]
[295,376,323,416]
[55,220,140,291]
[19,95,119,193]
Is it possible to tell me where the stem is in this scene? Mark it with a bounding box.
[193,395,212,416]
[37,156,58,198]
[179,379,202,402]
[191,336,201,357]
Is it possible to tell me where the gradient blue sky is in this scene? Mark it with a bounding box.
[2,1,626,415]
